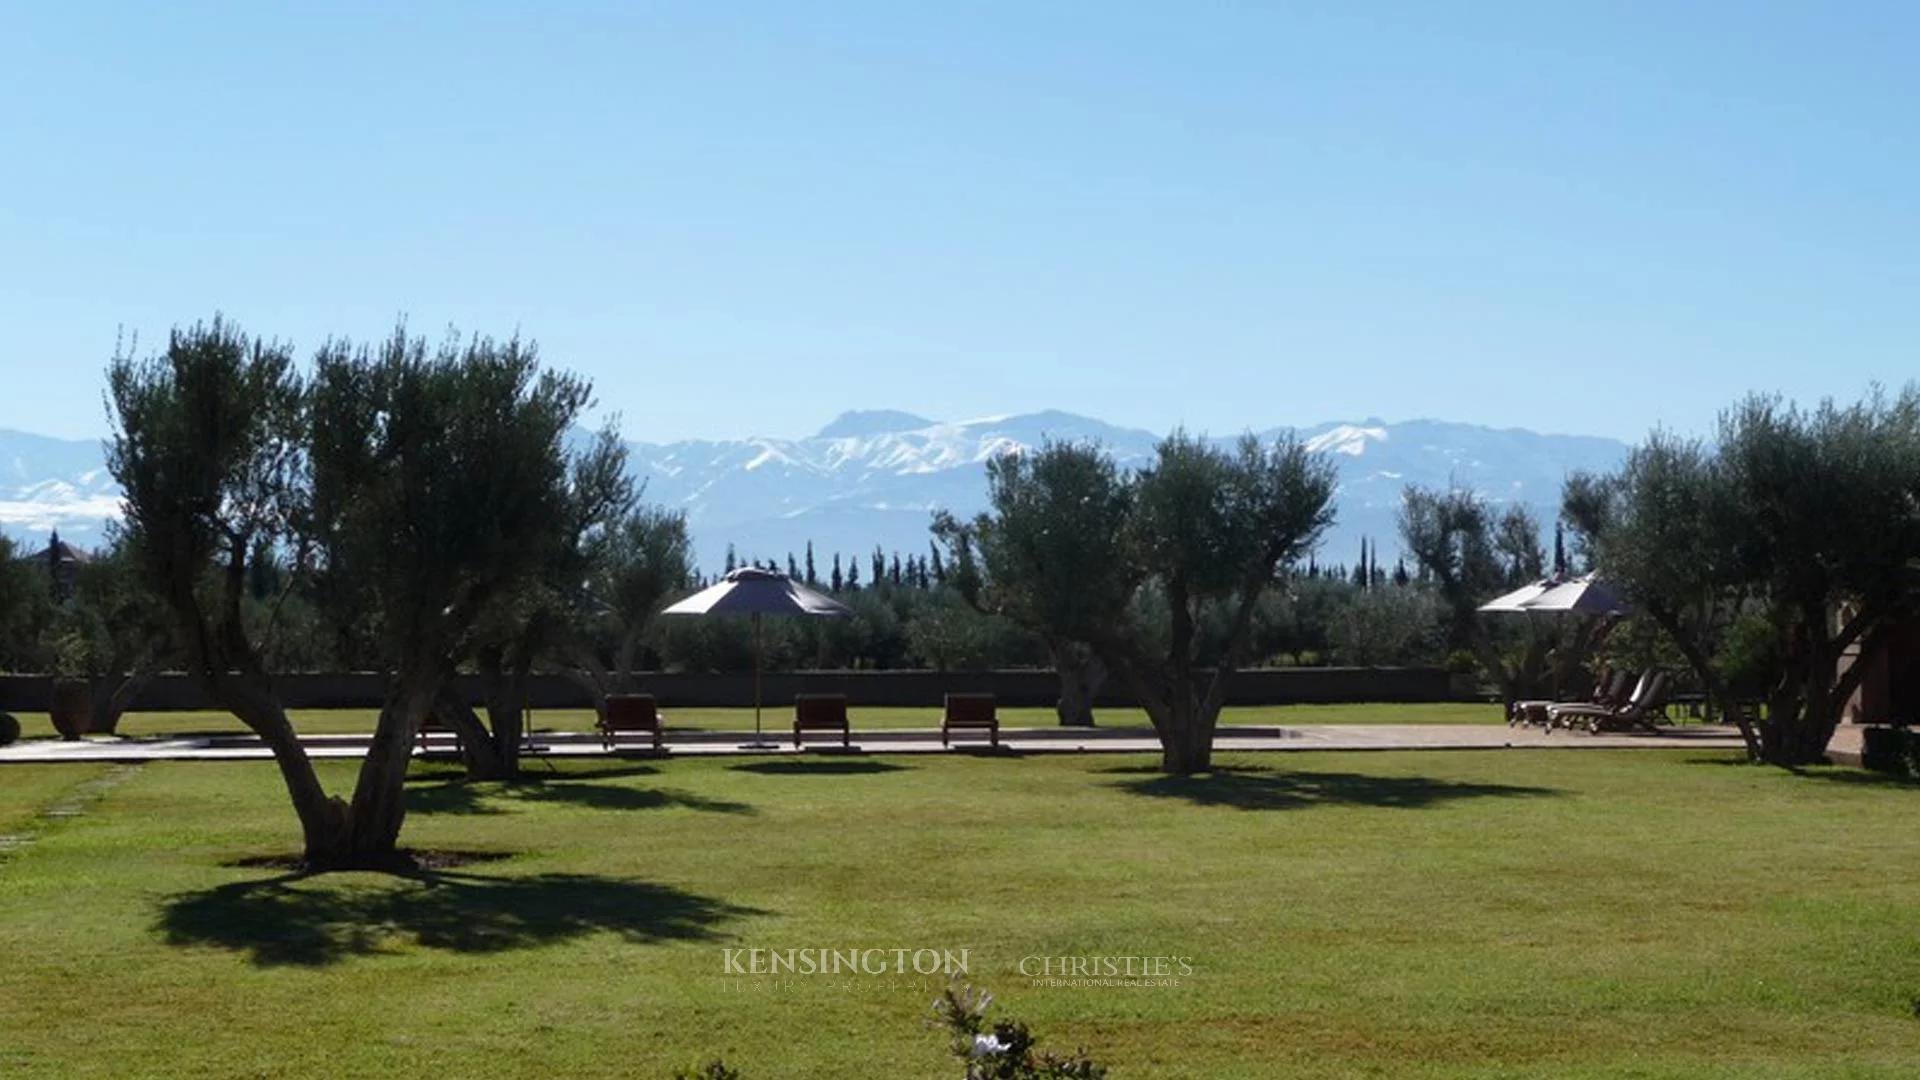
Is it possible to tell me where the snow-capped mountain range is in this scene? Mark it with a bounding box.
[0,411,1631,571]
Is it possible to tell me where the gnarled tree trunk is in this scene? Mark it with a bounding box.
[343,677,440,866]
[432,661,533,781]
[1148,700,1217,774]
[213,674,354,867]
[1049,641,1104,727]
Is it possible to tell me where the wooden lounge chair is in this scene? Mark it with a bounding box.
[1511,669,1634,728]
[599,693,665,752]
[1543,669,1652,731]
[793,693,851,748]
[942,692,999,748]
[1548,671,1671,734]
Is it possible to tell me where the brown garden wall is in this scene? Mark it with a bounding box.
[0,666,1457,713]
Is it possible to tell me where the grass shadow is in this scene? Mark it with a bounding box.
[406,775,752,816]
[542,763,664,781]
[1108,765,1560,812]
[1788,768,1920,789]
[726,759,911,776]
[157,868,764,967]
[1682,755,1920,789]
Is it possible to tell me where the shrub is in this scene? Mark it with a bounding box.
[1330,586,1443,666]
[666,986,1107,1077]
[932,984,1107,1079]
[0,712,17,746]
[1714,611,1783,699]
[1862,726,1920,777]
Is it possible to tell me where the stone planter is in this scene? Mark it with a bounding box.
[49,679,92,740]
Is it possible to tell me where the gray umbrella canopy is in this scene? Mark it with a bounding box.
[1477,573,1631,616]
[661,567,853,618]
[659,567,850,746]
[1521,573,1631,615]
[1478,578,1558,613]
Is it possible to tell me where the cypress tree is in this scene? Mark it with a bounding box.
[831,553,843,592]
[724,544,738,574]
[805,541,818,585]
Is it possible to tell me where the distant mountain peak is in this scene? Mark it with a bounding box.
[1304,422,1390,457]
[815,410,937,439]
[3,415,1632,571]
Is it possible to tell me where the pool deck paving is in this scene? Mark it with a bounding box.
[0,722,1749,765]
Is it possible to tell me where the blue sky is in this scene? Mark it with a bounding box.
[2,3,1914,443]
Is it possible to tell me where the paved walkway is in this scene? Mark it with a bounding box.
[0,723,1748,765]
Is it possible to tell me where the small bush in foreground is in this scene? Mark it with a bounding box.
[933,984,1107,1079]
[0,712,18,746]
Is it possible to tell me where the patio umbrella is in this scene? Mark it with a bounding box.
[1477,577,1560,613]
[660,567,852,747]
[1519,573,1631,616]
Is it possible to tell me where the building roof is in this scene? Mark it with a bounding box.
[15,531,90,567]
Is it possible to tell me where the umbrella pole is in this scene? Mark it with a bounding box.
[753,611,763,740]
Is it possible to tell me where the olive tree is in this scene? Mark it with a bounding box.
[1330,583,1444,666]
[569,501,694,707]
[1097,433,1336,773]
[942,434,1335,769]
[1576,390,1920,765]
[62,531,182,733]
[0,534,50,673]
[106,319,355,864]
[932,441,1134,726]
[1560,434,1758,755]
[432,426,639,779]
[307,327,588,847]
[1399,486,1561,708]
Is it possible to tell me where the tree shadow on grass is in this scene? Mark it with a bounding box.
[406,776,752,816]
[406,763,664,785]
[1105,764,1560,812]
[726,759,911,776]
[1789,768,1920,789]
[158,868,764,967]
[1681,754,1920,789]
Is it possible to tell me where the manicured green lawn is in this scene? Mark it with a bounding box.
[10,701,1503,740]
[1,749,1916,1077]
[0,764,109,836]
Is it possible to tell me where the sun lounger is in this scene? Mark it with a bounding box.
[941,693,999,748]
[1511,669,1635,728]
[1548,671,1671,734]
[599,693,665,752]
[793,693,851,748]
